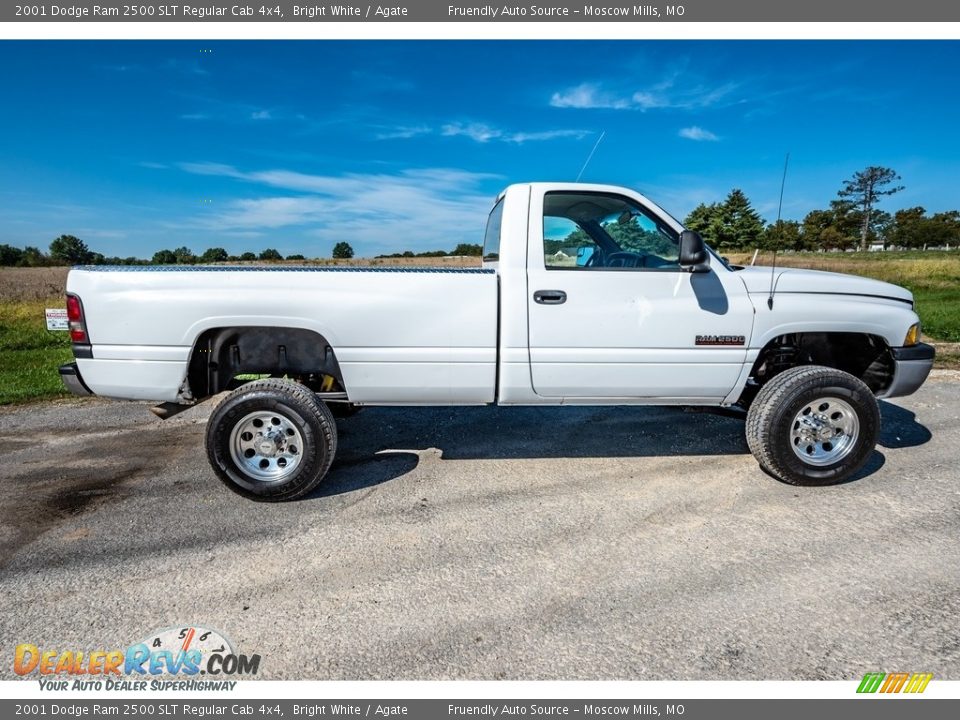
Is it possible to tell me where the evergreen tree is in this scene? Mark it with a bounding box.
[719,189,765,249]
[683,202,722,245]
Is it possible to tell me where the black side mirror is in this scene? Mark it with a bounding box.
[679,230,710,273]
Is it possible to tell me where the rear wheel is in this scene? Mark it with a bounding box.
[205,378,337,501]
[745,365,880,486]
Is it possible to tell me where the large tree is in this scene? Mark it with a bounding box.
[721,189,765,248]
[761,220,802,251]
[200,247,229,263]
[49,235,93,265]
[152,249,177,264]
[837,166,904,251]
[173,246,196,264]
[332,242,354,259]
[685,192,764,249]
[683,202,722,244]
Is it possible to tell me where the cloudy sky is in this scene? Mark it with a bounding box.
[1,40,958,258]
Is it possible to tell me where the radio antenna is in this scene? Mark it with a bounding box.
[768,152,790,310]
[576,130,606,182]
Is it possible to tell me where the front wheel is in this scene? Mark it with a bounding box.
[205,378,337,501]
[745,365,880,486]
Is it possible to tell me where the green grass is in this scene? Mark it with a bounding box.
[0,299,73,405]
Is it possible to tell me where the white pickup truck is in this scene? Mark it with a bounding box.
[60,182,934,500]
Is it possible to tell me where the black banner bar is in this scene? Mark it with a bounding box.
[4,1,960,23]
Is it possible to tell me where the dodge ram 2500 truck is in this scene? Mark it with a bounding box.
[59,182,935,501]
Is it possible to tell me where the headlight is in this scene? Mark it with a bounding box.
[904,322,921,347]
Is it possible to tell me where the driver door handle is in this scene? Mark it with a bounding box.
[533,290,567,305]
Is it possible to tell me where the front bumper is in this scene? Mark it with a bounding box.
[59,362,92,397]
[880,343,936,399]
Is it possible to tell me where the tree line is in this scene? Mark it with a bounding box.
[685,166,959,252]
[0,236,350,267]
[0,237,488,268]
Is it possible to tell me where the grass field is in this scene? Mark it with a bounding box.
[0,298,73,405]
[1,251,957,404]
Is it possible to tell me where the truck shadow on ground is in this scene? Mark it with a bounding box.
[312,400,930,498]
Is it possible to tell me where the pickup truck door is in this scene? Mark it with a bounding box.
[526,187,754,401]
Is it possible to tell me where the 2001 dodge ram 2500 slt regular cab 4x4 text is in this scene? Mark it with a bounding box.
[60,183,935,500]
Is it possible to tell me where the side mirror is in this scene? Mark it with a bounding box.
[679,230,710,273]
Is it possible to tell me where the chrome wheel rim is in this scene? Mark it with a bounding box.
[229,410,304,482]
[790,396,860,466]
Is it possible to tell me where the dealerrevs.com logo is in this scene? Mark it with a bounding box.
[15,626,260,691]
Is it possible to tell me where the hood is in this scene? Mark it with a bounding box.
[733,265,913,304]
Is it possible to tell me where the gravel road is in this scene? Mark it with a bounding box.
[1,373,958,680]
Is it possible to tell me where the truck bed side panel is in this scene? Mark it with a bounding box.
[67,266,498,404]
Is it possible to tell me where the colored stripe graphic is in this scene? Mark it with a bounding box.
[857,673,886,693]
[904,673,933,693]
[881,672,909,692]
[857,672,932,693]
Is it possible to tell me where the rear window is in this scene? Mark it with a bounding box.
[482,198,504,262]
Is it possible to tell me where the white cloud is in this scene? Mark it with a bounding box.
[375,125,432,140]
[505,129,590,143]
[179,113,210,121]
[138,161,168,169]
[678,126,719,141]
[250,110,272,120]
[441,122,502,143]
[174,163,504,255]
[552,76,740,112]
[550,83,631,110]
[440,122,590,144]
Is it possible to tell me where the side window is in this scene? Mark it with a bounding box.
[482,198,504,262]
[543,192,680,270]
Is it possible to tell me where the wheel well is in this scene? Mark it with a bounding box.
[740,332,894,406]
[186,326,345,400]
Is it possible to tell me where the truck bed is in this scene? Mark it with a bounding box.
[67,265,499,404]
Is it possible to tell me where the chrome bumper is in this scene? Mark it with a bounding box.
[880,343,935,399]
[59,362,92,397]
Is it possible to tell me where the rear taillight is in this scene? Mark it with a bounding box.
[66,294,88,343]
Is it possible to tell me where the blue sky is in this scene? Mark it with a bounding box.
[1,40,958,259]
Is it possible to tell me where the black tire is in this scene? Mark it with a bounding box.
[745,365,880,486]
[205,378,337,501]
